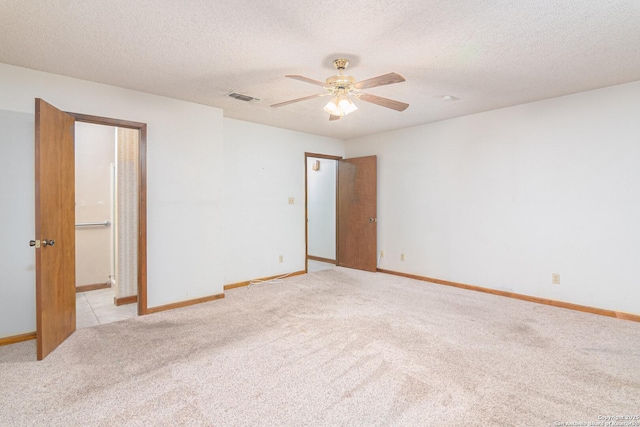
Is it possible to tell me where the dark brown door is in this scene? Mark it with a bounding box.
[337,155,377,272]
[35,99,76,360]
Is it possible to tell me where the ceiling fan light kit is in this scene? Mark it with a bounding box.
[271,58,409,121]
[324,93,358,116]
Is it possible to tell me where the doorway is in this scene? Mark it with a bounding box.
[67,112,148,317]
[305,153,340,273]
[74,122,140,328]
[305,152,378,274]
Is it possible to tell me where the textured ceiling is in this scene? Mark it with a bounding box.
[1,0,640,139]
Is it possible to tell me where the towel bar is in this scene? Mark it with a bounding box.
[75,221,111,227]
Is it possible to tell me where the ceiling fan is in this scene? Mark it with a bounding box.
[271,58,409,121]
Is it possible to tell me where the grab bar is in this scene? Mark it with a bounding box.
[75,221,111,227]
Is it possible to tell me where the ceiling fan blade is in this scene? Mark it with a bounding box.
[329,114,341,121]
[271,94,324,108]
[353,72,405,90]
[286,75,326,87]
[358,93,409,112]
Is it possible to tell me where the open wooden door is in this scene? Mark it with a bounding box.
[337,155,377,272]
[34,99,76,360]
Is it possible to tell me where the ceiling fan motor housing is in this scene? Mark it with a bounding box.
[326,74,356,91]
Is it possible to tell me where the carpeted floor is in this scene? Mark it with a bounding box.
[1,267,639,426]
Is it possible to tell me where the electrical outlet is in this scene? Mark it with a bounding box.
[380,250,384,258]
[552,273,560,284]
[401,253,405,261]
[288,197,295,205]
[279,255,284,263]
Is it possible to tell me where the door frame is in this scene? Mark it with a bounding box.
[304,152,342,273]
[67,112,148,315]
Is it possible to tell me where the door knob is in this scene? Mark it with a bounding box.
[42,239,55,247]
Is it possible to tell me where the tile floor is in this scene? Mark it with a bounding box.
[308,260,335,273]
[76,288,137,329]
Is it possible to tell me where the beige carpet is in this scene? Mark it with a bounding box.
[1,267,639,426]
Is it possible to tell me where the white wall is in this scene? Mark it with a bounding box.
[223,119,344,284]
[0,110,35,337]
[5,58,636,339]
[346,81,640,315]
[0,63,225,338]
[307,157,337,260]
[75,122,115,287]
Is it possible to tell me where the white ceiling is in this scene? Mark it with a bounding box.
[2,0,640,140]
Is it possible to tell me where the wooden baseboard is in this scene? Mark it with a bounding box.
[307,255,336,264]
[145,293,225,314]
[0,331,36,346]
[114,295,137,306]
[76,283,111,293]
[377,269,640,323]
[224,270,307,291]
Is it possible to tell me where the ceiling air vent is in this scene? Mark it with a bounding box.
[228,92,259,102]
